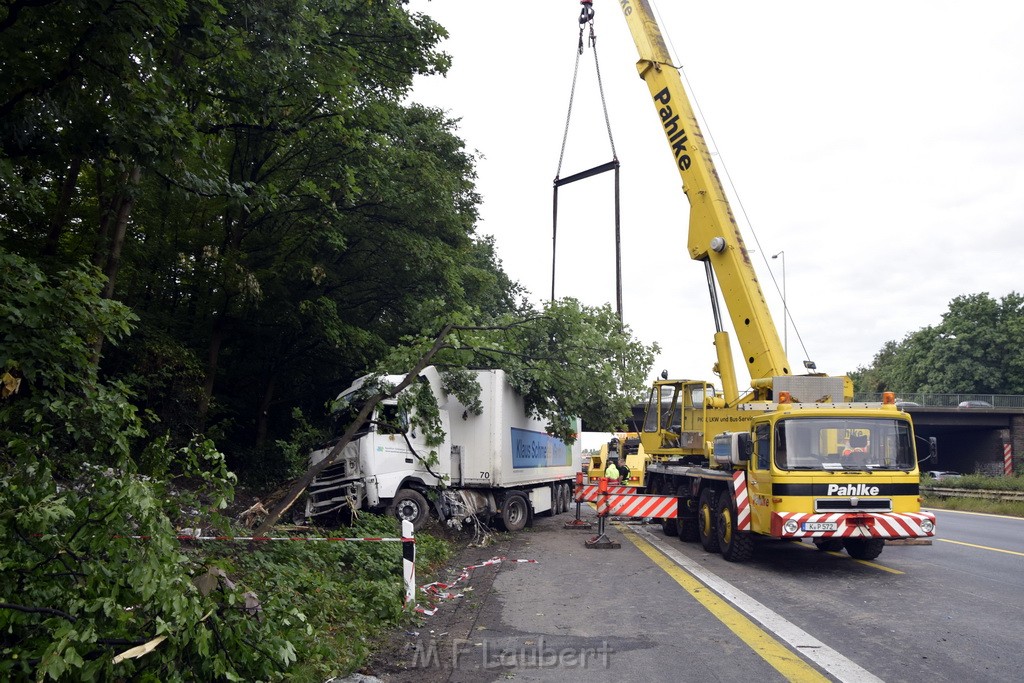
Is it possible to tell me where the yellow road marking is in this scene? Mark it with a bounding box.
[617,524,829,682]
[937,538,1024,557]
[790,540,904,574]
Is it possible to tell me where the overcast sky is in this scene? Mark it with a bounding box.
[406,1,1024,426]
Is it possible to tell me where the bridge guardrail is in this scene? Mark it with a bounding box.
[852,393,1024,408]
[923,486,1024,502]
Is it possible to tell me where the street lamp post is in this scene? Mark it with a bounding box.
[772,251,787,356]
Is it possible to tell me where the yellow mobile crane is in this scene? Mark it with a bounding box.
[587,433,647,487]
[599,0,935,561]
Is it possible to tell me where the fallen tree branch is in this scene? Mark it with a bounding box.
[0,602,77,622]
[253,323,454,535]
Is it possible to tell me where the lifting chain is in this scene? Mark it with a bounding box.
[557,0,617,179]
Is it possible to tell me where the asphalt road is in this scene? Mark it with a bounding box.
[363,505,1024,682]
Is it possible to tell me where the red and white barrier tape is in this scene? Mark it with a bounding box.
[115,521,420,606]
[415,556,538,616]
[163,532,413,543]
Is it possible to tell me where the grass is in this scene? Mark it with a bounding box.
[922,473,1024,517]
[923,495,1024,517]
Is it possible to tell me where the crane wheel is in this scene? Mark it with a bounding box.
[676,485,699,542]
[698,488,720,552]
[813,538,845,552]
[716,494,754,562]
[678,516,699,543]
[651,477,678,536]
[843,538,885,561]
[662,516,679,536]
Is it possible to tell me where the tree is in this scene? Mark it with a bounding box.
[2,0,505,473]
[852,292,1024,395]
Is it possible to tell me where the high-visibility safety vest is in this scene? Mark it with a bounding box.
[605,463,620,480]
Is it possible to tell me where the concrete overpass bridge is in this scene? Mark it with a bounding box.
[890,404,1024,475]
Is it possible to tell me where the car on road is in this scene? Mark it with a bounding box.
[925,470,961,480]
[895,400,920,408]
[958,400,993,408]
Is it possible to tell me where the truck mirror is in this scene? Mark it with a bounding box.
[915,435,937,464]
[738,433,752,462]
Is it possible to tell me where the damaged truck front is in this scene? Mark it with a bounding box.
[305,366,581,531]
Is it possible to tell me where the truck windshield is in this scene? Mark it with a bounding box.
[774,417,915,471]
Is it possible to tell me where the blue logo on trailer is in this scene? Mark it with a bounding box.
[511,428,571,468]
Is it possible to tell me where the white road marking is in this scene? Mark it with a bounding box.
[632,525,884,683]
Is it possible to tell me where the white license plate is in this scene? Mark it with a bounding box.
[802,522,838,532]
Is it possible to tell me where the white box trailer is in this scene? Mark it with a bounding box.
[306,367,581,531]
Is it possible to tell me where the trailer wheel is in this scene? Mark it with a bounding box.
[388,489,430,531]
[698,488,720,552]
[545,484,560,516]
[844,538,885,561]
[559,482,571,514]
[813,538,845,552]
[498,492,529,532]
[716,494,754,562]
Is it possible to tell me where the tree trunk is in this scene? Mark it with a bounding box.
[255,371,278,450]
[42,157,82,257]
[91,164,142,363]
[101,165,142,300]
[198,311,226,429]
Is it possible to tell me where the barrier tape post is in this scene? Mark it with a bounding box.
[1005,443,1014,476]
[564,471,593,530]
[402,520,415,607]
[584,477,620,549]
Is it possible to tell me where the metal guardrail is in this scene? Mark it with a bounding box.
[924,486,1024,501]
[851,393,1024,408]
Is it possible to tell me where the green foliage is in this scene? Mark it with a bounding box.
[441,367,484,417]
[921,474,1024,518]
[273,409,333,481]
[366,298,657,446]
[0,447,449,681]
[497,298,658,441]
[103,330,208,450]
[852,292,1024,395]
[230,515,451,680]
[0,251,141,471]
[0,247,427,680]
[0,444,298,682]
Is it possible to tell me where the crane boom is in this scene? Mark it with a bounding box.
[615,0,789,400]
